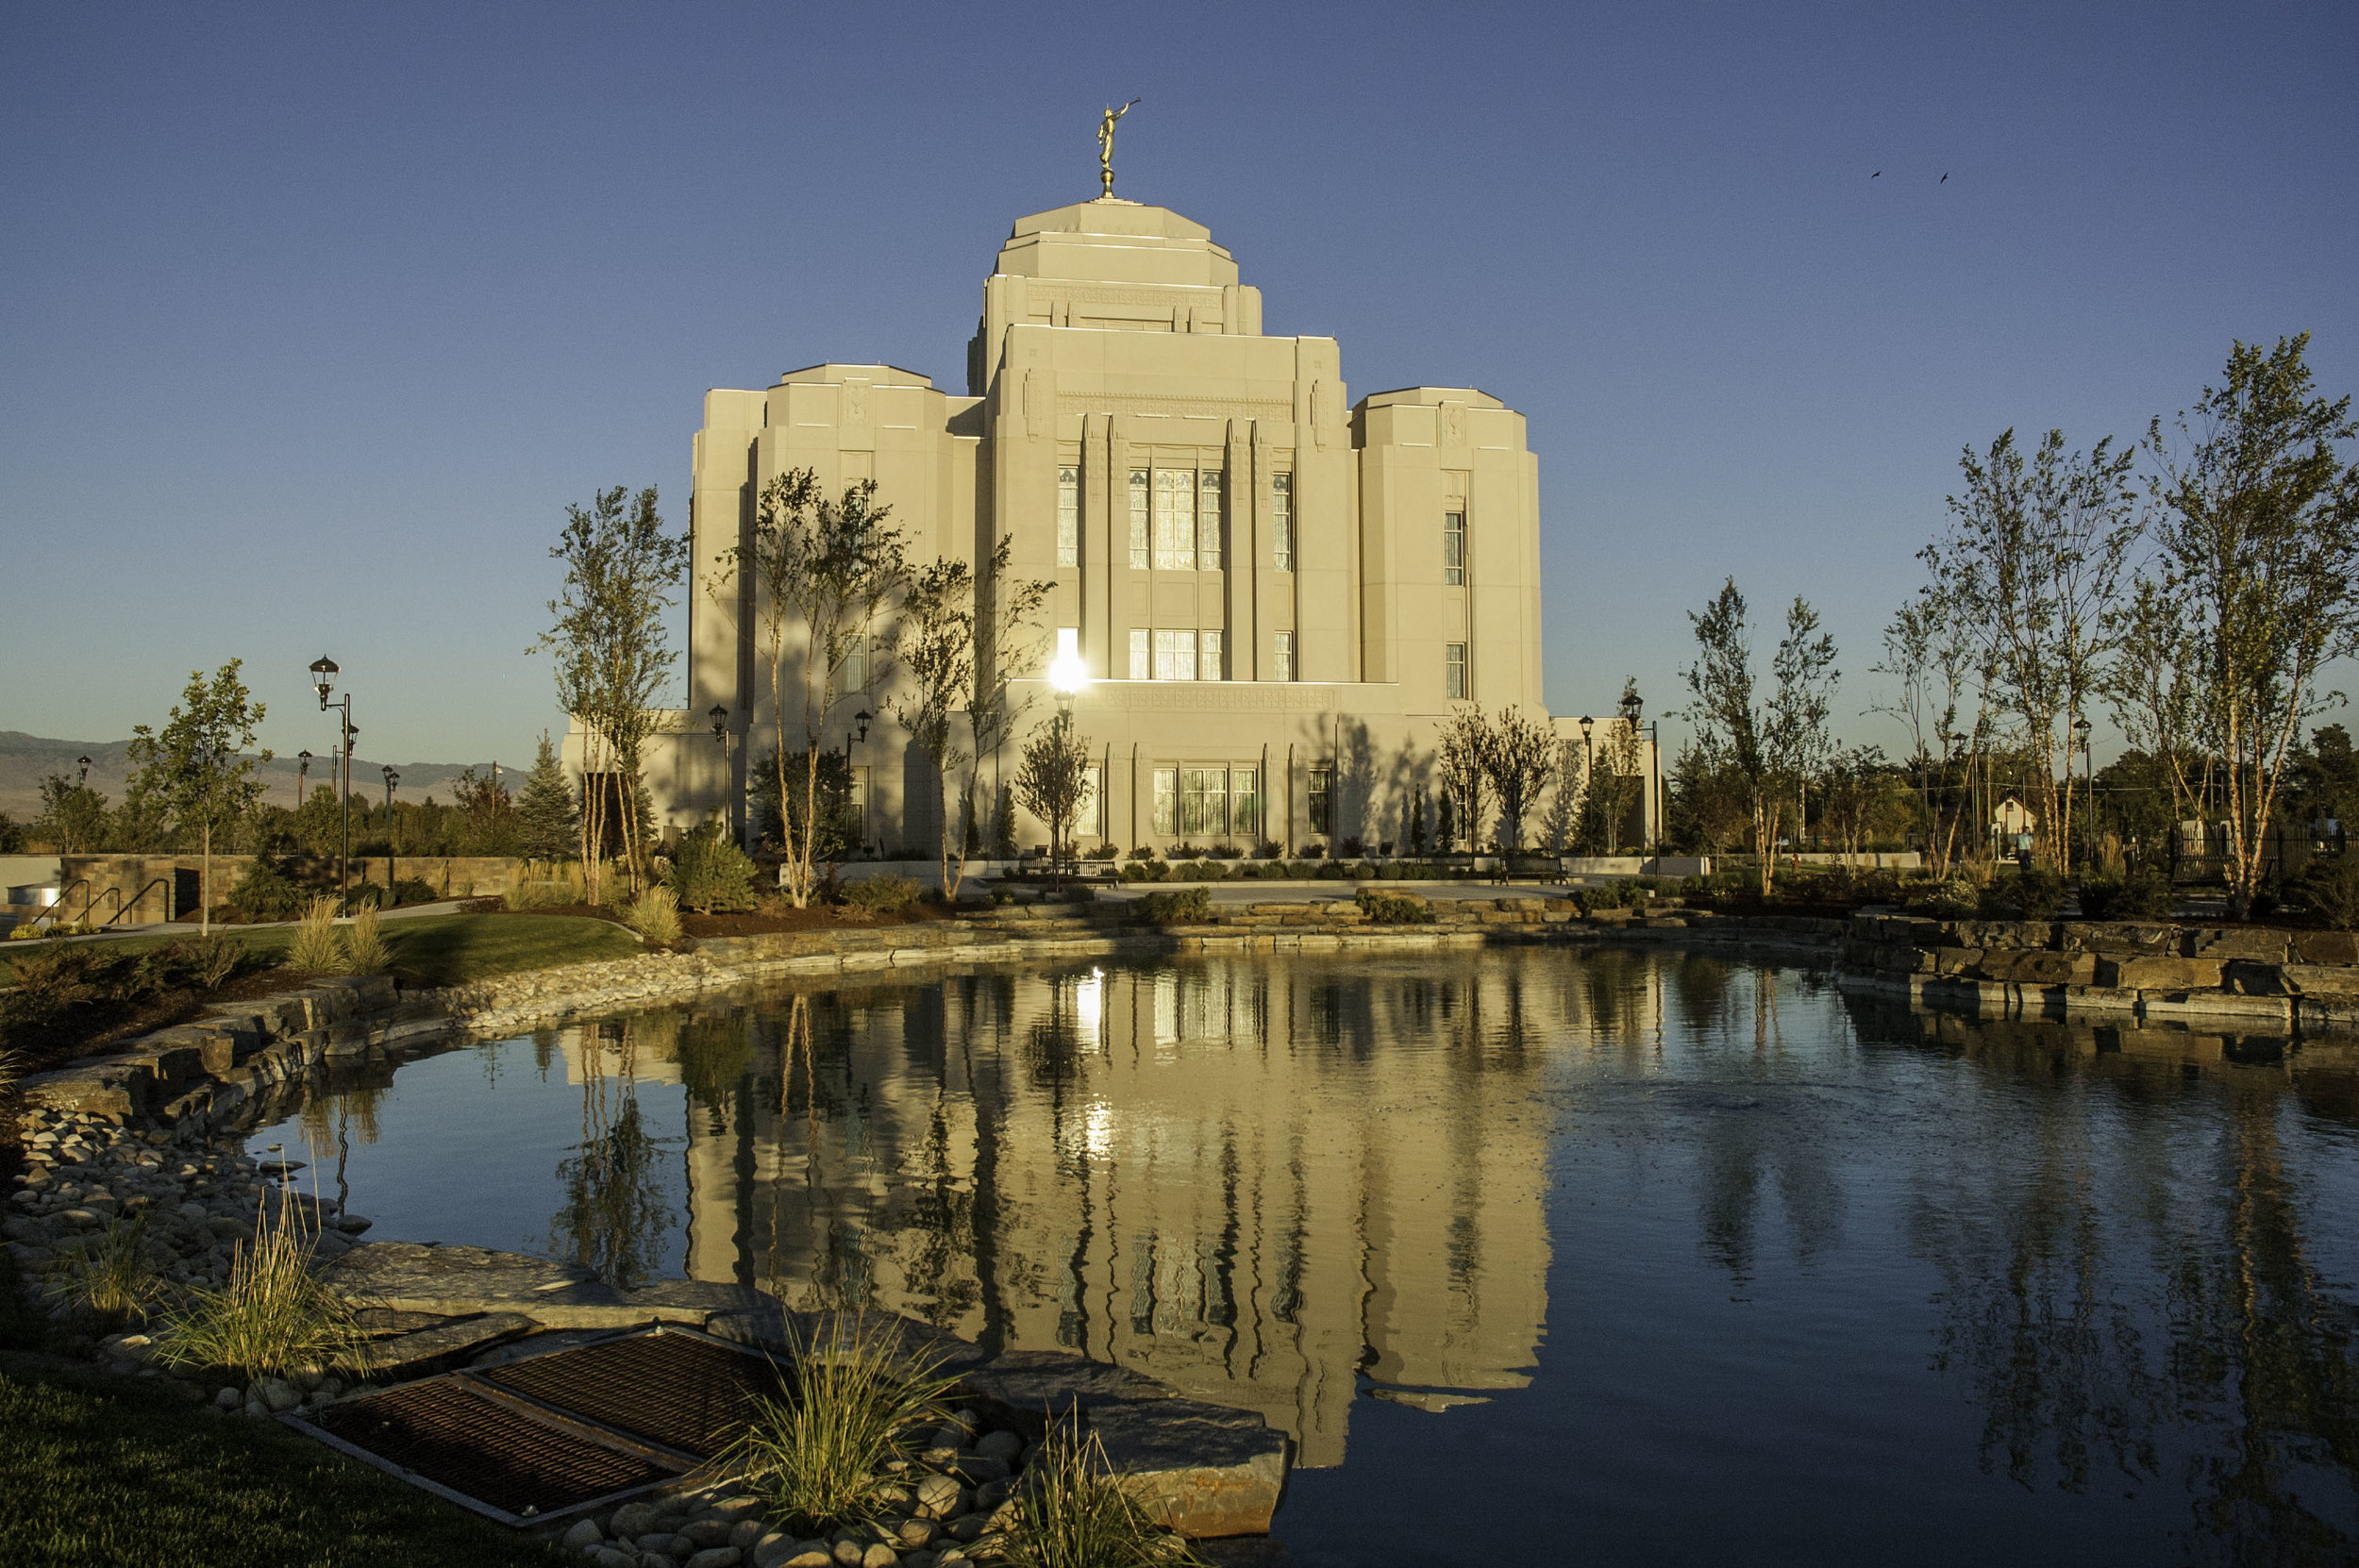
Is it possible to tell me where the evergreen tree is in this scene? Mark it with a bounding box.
[515,732,578,859]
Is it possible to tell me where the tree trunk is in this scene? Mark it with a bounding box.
[201,819,211,936]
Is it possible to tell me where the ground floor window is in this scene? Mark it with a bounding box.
[1079,763,1102,838]
[1151,763,1259,838]
[1307,762,1333,836]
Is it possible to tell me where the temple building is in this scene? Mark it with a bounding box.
[623,190,1603,856]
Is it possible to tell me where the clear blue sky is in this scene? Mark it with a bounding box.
[5,1,2352,774]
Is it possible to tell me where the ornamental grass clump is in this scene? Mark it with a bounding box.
[340,906,391,975]
[1006,1418,1199,1568]
[157,1189,360,1378]
[285,896,344,973]
[728,1312,961,1533]
[43,1214,170,1328]
[625,885,682,945]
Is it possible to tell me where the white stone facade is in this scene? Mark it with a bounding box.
[603,195,1624,857]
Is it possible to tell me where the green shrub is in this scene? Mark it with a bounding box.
[1982,867,2066,921]
[728,1313,961,1535]
[1356,888,1433,924]
[1141,888,1212,925]
[842,876,923,915]
[625,885,682,945]
[227,857,308,922]
[2296,854,2359,929]
[178,931,248,990]
[1903,876,1981,919]
[388,877,440,908]
[2079,866,2176,922]
[669,821,761,912]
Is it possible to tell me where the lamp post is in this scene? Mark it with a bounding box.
[381,765,400,899]
[846,709,873,856]
[1047,633,1092,880]
[1620,684,1653,859]
[296,749,311,808]
[76,754,91,788]
[1577,715,1596,858]
[310,657,355,905]
[2071,714,2093,868]
[709,705,733,842]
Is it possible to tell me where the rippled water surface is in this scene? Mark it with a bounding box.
[249,949,2359,1565]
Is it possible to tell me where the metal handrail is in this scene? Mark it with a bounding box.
[109,877,172,926]
[29,877,92,929]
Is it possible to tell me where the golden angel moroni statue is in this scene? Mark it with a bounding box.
[1097,99,1139,199]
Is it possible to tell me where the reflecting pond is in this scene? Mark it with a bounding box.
[249,949,2359,1565]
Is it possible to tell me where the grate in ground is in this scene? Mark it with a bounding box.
[480,1326,788,1459]
[310,1376,675,1517]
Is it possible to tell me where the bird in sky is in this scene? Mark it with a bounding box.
[1871,170,1882,177]
[1940,172,1949,183]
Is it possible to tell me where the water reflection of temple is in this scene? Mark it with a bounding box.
[668,957,1572,1467]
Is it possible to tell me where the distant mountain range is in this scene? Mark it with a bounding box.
[0,731,510,821]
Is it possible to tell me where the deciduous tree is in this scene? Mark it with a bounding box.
[1012,710,1094,878]
[1478,704,1559,853]
[1925,427,2138,870]
[538,486,687,904]
[724,472,908,907]
[1681,578,1838,894]
[2142,333,2359,916]
[889,536,1050,899]
[124,661,271,932]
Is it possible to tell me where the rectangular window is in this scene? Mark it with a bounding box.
[1057,466,1079,569]
[1444,510,1465,585]
[1307,762,1333,837]
[1129,627,1150,681]
[1233,767,1261,840]
[1154,629,1197,682]
[1180,767,1228,838]
[1129,470,1150,569]
[1200,629,1223,680]
[1198,470,1223,570]
[1153,468,1196,571]
[1446,641,1467,700]
[1273,630,1294,683]
[1270,473,1294,571]
[843,633,869,692]
[1153,767,1177,836]
[1079,763,1102,839]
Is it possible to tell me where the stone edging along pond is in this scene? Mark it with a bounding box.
[20,898,2359,1125]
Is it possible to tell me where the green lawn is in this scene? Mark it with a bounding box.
[0,1254,560,1568]
[382,911,643,985]
[0,912,641,989]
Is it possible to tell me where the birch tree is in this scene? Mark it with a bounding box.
[890,536,1050,899]
[1681,578,1838,894]
[725,471,908,908]
[1872,590,1979,876]
[2143,334,2359,917]
[1435,707,1494,853]
[1925,429,2138,869]
[538,486,686,905]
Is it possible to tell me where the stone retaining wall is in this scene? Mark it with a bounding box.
[1839,913,2359,1033]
